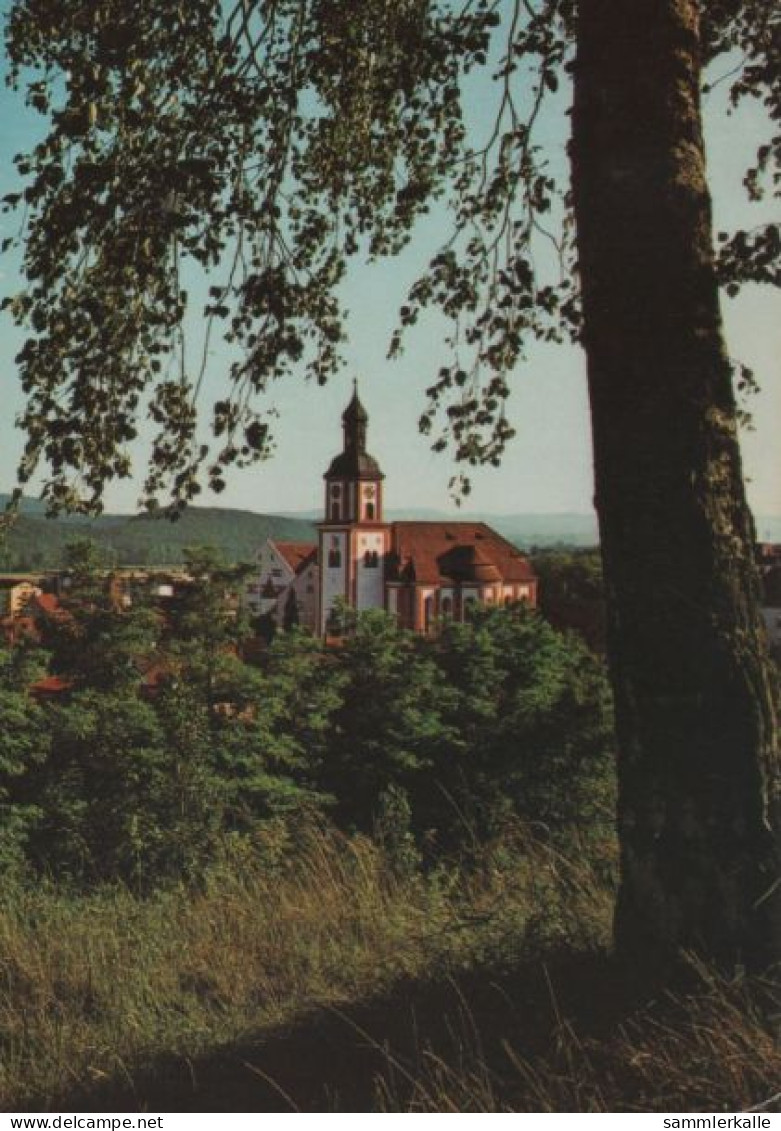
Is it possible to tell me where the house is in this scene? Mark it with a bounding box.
[244,385,537,634]
[0,576,43,618]
[244,539,319,631]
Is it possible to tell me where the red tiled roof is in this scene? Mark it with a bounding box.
[8,616,37,631]
[30,675,72,695]
[273,541,318,574]
[387,522,535,586]
[140,663,171,691]
[34,593,62,615]
[0,615,39,642]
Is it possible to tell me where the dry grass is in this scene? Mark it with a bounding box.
[371,962,781,1113]
[5,821,774,1113]
[0,820,612,1111]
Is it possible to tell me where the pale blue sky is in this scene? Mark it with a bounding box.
[0,31,778,522]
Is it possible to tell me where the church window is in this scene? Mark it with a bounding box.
[328,549,342,568]
[365,502,375,520]
[330,502,341,521]
[364,550,379,568]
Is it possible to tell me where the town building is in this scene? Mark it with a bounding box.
[0,576,43,618]
[244,386,537,633]
[243,540,319,629]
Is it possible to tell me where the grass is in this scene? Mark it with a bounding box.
[370,963,781,1113]
[1,821,778,1113]
[0,820,612,1111]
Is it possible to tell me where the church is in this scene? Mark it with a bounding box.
[244,386,538,634]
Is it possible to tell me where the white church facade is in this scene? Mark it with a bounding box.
[244,387,538,634]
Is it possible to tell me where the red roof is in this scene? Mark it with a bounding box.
[273,541,318,575]
[387,522,536,586]
[0,615,39,642]
[30,675,72,696]
[33,593,63,615]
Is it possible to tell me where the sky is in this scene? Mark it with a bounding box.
[0,23,778,524]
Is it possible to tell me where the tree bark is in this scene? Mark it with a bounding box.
[571,0,781,972]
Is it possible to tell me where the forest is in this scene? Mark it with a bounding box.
[0,501,316,571]
[0,542,613,888]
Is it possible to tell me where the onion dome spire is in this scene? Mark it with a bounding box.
[342,378,369,452]
[324,380,384,481]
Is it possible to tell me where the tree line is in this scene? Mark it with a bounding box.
[0,543,614,890]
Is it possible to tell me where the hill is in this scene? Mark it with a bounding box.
[3,493,779,569]
[0,502,317,570]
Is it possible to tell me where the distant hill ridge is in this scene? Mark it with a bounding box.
[1,494,778,570]
[282,508,603,548]
[0,498,317,571]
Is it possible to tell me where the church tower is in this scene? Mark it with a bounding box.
[318,383,389,633]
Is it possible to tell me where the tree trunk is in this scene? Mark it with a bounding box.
[571,0,781,973]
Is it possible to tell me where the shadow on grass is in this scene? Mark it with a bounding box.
[43,948,644,1113]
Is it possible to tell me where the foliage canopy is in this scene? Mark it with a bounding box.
[0,546,614,887]
[2,0,778,511]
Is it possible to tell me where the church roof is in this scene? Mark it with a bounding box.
[273,541,318,575]
[386,522,535,586]
[342,386,368,425]
[325,383,384,480]
[325,448,384,480]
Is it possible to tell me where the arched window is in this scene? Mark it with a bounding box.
[423,595,435,632]
[365,502,375,520]
[363,550,379,568]
[328,548,342,568]
[330,502,341,521]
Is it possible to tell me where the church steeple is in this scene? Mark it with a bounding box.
[323,382,385,525]
[318,385,389,634]
[342,379,368,453]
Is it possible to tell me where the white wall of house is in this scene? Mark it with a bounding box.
[242,540,294,615]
